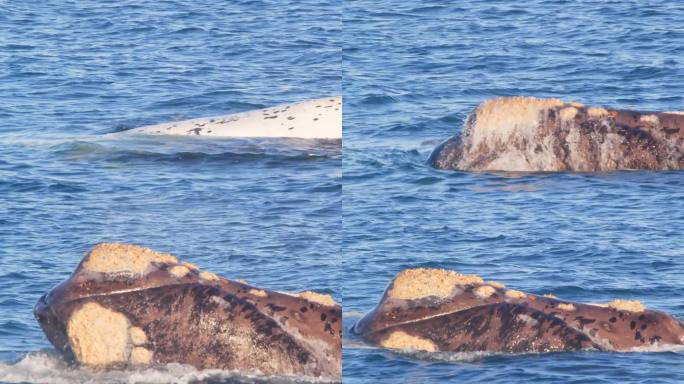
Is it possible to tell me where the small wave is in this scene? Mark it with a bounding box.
[358,94,399,106]
[401,350,497,363]
[171,27,207,34]
[0,351,335,384]
[46,136,340,163]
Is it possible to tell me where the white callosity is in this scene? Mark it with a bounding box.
[66,302,154,367]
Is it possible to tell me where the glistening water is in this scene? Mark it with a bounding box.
[0,1,340,383]
[342,0,684,383]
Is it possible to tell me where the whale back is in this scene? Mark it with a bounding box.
[131,96,342,139]
[430,96,684,171]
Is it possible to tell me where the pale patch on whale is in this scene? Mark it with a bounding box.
[473,285,496,299]
[295,291,336,306]
[608,299,645,313]
[380,331,437,352]
[388,268,483,300]
[67,302,130,366]
[504,289,526,299]
[248,289,268,298]
[130,96,342,139]
[82,243,177,276]
[640,114,659,125]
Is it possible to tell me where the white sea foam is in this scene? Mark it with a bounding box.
[342,338,378,350]
[0,351,333,384]
[628,343,684,353]
[394,350,497,363]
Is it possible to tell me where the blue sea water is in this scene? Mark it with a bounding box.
[0,1,340,383]
[343,0,684,383]
[3,0,684,383]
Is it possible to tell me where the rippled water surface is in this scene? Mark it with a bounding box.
[0,1,340,383]
[343,0,684,383]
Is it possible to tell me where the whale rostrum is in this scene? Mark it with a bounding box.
[354,268,684,354]
[429,96,684,171]
[34,243,341,379]
[129,96,342,139]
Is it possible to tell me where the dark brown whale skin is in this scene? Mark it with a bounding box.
[34,243,341,380]
[430,97,684,172]
[354,268,684,354]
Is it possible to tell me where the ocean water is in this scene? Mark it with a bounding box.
[342,1,684,383]
[4,0,684,383]
[0,1,340,383]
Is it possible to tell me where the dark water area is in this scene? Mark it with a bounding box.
[0,1,340,382]
[343,1,684,383]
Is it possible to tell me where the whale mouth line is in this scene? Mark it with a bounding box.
[55,282,192,304]
[353,302,493,337]
[372,303,491,330]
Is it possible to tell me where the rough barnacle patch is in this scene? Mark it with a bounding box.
[249,289,268,298]
[560,107,578,122]
[473,285,496,299]
[380,331,437,352]
[505,289,526,299]
[183,262,198,270]
[297,291,336,306]
[67,302,130,366]
[130,327,147,345]
[130,347,153,365]
[82,243,177,275]
[199,271,219,282]
[608,299,645,313]
[587,107,609,118]
[388,268,483,300]
[640,114,660,125]
[544,293,557,299]
[486,281,505,289]
[557,303,576,311]
[469,97,564,147]
[168,265,190,278]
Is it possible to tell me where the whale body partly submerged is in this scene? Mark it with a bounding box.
[34,243,341,380]
[430,96,684,172]
[130,96,342,139]
[354,268,684,354]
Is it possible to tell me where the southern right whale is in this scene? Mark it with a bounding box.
[429,96,684,172]
[129,96,342,139]
[34,243,341,379]
[354,268,684,354]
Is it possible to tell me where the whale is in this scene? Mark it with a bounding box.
[429,96,684,172]
[34,243,341,380]
[353,268,684,354]
[128,96,342,139]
